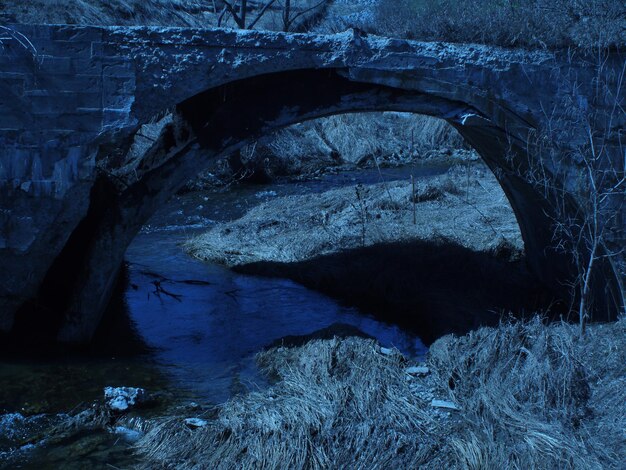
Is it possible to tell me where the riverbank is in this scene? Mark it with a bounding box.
[186,161,519,267]
[132,316,625,469]
[3,317,622,468]
[185,162,559,341]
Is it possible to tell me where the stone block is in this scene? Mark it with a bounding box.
[103,77,135,108]
[0,114,26,129]
[33,111,103,132]
[31,73,102,94]
[63,91,103,109]
[30,93,102,115]
[0,72,28,81]
[0,54,38,74]
[0,77,26,97]
[37,41,93,59]
[35,56,73,75]
[103,63,136,78]
[71,58,103,75]
[90,42,104,58]
[103,108,130,127]
[51,26,103,43]
[94,42,125,59]
[103,94,132,110]
[7,24,53,40]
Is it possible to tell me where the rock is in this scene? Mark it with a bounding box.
[104,387,147,412]
[430,399,460,411]
[113,426,142,443]
[378,346,405,360]
[406,366,430,376]
[184,418,208,429]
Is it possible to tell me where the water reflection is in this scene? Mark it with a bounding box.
[1,164,434,467]
[125,229,427,404]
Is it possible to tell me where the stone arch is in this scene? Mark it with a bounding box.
[9,66,623,345]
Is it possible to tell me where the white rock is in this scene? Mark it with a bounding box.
[406,366,430,376]
[431,399,460,410]
[104,387,147,412]
[113,426,142,443]
[184,418,209,429]
[379,347,394,356]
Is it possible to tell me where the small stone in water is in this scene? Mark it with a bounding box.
[184,418,208,429]
[379,347,394,356]
[104,387,147,412]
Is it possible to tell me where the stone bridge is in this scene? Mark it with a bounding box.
[0,24,624,345]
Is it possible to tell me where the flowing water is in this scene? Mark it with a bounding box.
[0,163,450,468]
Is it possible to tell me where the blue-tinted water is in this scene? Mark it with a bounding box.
[126,229,426,404]
[0,163,446,467]
[127,163,444,402]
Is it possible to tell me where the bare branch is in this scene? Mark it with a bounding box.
[288,0,327,26]
[248,0,278,30]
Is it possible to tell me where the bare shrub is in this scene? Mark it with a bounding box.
[505,50,626,332]
[374,0,626,49]
[267,112,465,167]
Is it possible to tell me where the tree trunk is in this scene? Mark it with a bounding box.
[240,0,247,28]
[283,0,291,31]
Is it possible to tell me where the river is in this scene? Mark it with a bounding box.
[0,163,449,468]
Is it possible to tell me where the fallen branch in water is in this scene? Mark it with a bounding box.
[150,280,183,302]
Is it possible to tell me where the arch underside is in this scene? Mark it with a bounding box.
[12,68,622,345]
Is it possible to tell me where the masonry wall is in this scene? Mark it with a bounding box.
[0,24,622,341]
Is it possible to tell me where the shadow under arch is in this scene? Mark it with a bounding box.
[11,67,622,346]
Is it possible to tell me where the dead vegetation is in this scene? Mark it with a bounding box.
[135,316,626,469]
[373,0,626,50]
[136,336,448,469]
[185,113,468,189]
[429,316,626,469]
[0,0,328,31]
[0,0,214,27]
[185,161,521,267]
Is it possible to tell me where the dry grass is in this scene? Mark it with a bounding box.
[135,317,626,469]
[209,113,469,186]
[136,337,447,469]
[0,0,329,31]
[373,0,626,49]
[265,113,465,168]
[429,316,626,469]
[185,162,521,267]
[0,0,214,27]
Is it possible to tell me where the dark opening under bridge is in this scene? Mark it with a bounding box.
[0,24,624,344]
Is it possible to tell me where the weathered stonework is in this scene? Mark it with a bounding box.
[0,24,623,344]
